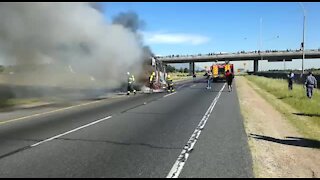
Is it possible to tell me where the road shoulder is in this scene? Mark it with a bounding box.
[236,76,320,178]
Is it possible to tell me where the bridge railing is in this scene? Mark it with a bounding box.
[156,49,320,59]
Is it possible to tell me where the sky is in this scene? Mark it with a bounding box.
[101,2,320,71]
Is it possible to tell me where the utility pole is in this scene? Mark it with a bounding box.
[260,17,263,61]
[300,2,306,76]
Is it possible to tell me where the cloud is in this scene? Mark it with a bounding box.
[142,32,210,45]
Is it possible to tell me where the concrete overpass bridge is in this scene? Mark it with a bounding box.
[156,49,320,74]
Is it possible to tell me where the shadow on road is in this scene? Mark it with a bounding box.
[249,134,320,149]
[292,113,320,117]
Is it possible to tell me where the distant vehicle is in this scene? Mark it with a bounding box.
[211,63,234,82]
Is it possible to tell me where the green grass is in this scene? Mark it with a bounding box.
[0,98,41,109]
[169,72,204,81]
[245,75,320,140]
[169,72,191,81]
[0,99,13,109]
[313,70,320,75]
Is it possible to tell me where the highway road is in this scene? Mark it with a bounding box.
[0,78,253,178]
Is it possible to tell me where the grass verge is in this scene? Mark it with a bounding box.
[0,98,41,109]
[170,72,204,81]
[245,75,320,140]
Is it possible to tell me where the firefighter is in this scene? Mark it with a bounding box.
[127,72,136,95]
[149,72,156,91]
[166,74,175,93]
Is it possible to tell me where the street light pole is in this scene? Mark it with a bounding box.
[260,17,263,61]
[300,2,306,75]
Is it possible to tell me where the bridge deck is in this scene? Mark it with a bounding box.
[157,49,320,63]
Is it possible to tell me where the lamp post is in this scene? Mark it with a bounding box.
[260,17,263,61]
[300,2,306,75]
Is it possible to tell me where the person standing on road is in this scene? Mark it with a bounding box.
[225,70,234,92]
[149,72,156,93]
[304,71,317,99]
[193,73,196,83]
[166,74,175,93]
[127,72,136,95]
[287,71,294,90]
[206,70,212,89]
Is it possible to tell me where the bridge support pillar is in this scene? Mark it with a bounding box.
[189,62,195,75]
[254,60,259,72]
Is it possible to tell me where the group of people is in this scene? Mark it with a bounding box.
[288,71,318,99]
[126,71,176,96]
[127,69,236,96]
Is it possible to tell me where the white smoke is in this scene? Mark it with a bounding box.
[0,2,143,90]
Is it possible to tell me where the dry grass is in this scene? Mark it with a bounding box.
[246,75,320,140]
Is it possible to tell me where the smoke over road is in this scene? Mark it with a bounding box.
[0,2,144,96]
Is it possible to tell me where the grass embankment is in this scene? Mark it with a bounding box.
[0,98,41,109]
[245,75,320,140]
[170,72,203,81]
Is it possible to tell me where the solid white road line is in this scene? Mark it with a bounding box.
[0,97,120,126]
[31,116,112,147]
[166,83,226,178]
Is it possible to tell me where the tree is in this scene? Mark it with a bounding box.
[166,65,176,73]
[183,68,189,73]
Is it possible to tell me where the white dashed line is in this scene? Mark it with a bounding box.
[177,84,187,90]
[163,92,177,98]
[31,116,112,147]
[166,83,226,178]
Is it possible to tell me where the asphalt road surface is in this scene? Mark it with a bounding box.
[0,78,253,178]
